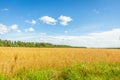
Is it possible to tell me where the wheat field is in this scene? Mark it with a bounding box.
[0,47,120,74]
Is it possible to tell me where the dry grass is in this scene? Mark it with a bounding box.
[0,47,120,74]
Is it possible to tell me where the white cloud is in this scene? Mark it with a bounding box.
[59,15,72,26]
[31,20,36,24]
[64,30,68,33]
[2,26,120,48]
[10,24,22,33]
[1,8,8,12]
[22,28,120,48]
[40,16,57,25]
[11,24,18,30]
[0,24,22,34]
[16,30,22,33]
[0,24,9,34]
[39,32,46,35]
[25,19,36,25]
[25,27,35,32]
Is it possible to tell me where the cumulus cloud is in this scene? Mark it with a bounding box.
[25,27,35,32]
[0,24,22,34]
[25,19,36,25]
[31,20,36,24]
[59,15,72,26]
[0,24,9,34]
[40,16,57,25]
[10,24,22,33]
[11,24,18,30]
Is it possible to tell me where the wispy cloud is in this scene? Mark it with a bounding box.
[37,28,120,48]
[24,27,35,32]
[64,30,68,33]
[1,8,8,12]
[25,19,36,25]
[39,16,57,25]
[59,15,72,26]
[93,9,100,14]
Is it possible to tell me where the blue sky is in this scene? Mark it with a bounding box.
[0,0,120,47]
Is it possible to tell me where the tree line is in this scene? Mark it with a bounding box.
[0,39,73,48]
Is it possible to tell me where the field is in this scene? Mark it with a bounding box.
[0,47,120,80]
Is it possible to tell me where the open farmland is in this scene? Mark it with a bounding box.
[0,47,120,80]
[0,47,120,73]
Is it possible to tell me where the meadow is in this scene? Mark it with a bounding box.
[0,47,120,80]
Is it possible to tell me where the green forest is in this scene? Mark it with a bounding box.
[0,39,73,48]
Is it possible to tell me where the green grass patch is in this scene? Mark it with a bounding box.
[3,63,120,80]
[0,73,7,80]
